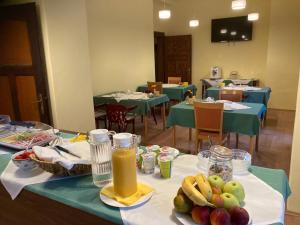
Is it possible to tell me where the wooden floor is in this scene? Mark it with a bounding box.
[126,108,298,224]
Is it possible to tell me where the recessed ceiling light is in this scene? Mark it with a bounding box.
[189,20,199,27]
[248,13,259,21]
[159,10,171,19]
[232,0,246,10]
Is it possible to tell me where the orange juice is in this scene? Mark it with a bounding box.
[112,134,137,197]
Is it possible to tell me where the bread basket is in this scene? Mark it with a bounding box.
[30,154,91,176]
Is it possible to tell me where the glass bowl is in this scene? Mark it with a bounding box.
[197,149,251,175]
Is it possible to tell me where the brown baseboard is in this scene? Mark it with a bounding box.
[286,210,300,217]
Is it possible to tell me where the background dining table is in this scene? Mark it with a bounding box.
[93,93,170,138]
[205,86,272,106]
[136,84,197,101]
[167,102,266,155]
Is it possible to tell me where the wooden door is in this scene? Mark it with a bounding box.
[164,35,192,83]
[0,3,50,123]
[154,32,165,82]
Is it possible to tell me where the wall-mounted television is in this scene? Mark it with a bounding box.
[211,16,253,43]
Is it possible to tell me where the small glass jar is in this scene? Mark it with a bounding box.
[208,145,233,182]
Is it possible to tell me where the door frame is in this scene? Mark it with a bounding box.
[0,3,51,124]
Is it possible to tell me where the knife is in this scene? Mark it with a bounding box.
[54,145,81,158]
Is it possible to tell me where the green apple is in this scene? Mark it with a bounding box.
[208,175,225,189]
[220,193,240,209]
[223,181,245,203]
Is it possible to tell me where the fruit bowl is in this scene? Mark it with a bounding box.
[12,150,38,171]
[174,173,250,225]
[197,149,251,175]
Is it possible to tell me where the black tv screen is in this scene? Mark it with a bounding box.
[211,16,253,42]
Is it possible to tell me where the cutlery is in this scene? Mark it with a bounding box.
[54,145,81,158]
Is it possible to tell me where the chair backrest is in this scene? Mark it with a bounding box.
[193,102,224,134]
[147,82,163,94]
[219,90,243,102]
[106,104,128,124]
[168,77,182,84]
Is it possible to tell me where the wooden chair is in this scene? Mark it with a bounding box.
[106,104,137,133]
[168,77,182,84]
[219,90,243,102]
[194,102,229,153]
[94,104,107,129]
[147,82,163,94]
[219,90,243,148]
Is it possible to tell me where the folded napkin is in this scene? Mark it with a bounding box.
[0,160,58,199]
[33,141,91,170]
[101,183,154,206]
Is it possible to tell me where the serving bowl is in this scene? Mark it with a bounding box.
[197,149,251,175]
[12,150,38,171]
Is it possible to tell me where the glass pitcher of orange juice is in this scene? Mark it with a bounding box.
[112,133,137,198]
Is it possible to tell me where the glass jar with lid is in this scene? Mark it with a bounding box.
[208,145,233,182]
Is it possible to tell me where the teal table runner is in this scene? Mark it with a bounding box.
[167,102,266,136]
[136,84,197,101]
[205,87,272,106]
[93,94,170,116]
[0,153,290,225]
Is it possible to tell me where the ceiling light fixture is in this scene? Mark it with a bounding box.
[189,20,199,27]
[248,13,259,21]
[231,0,246,10]
[230,31,237,36]
[159,0,171,19]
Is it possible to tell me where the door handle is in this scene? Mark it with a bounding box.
[32,93,45,115]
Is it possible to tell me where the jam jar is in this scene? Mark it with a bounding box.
[208,145,233,182]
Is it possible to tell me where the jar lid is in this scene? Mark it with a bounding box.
[89,129,110,142]
[113,133,133,148]
[210,145,232,159]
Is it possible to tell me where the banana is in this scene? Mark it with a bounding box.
[181,176,214,207]
[195,173,213,202]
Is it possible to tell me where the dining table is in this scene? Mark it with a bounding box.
[0,141,291,225]
[205,86,272,106]
[93,93,170,139]
[136,84,197,101]
[167,101,266,155]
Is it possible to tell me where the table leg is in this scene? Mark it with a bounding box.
[235,133,239,148]
[173,126,176,147]
[249,136,255,156]
[189,128,192,141]
[144,115,148,140]
[161,103,166,130]
[255,134,259,152]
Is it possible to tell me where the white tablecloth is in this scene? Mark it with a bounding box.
[121,155,284,225]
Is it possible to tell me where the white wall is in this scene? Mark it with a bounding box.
[86,0,155,95]
[39,0,95,132]
[265,0,300,110]
[288,70,300,213]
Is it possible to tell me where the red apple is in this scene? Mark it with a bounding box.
[191,206,212,225]
[212,186,222,195]
[211,194,224,208]
[230,207,250,225]
[210,208,231,225]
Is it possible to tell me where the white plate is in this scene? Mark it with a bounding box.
[174,207,252,225]
[160,146,180,158]
[100,183,154,208]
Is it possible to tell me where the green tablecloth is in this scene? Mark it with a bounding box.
[93,94,169,116]
[0,153,290,225]
[205,87,272,106]
[136,84,197,101]
[167,102,266,136]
